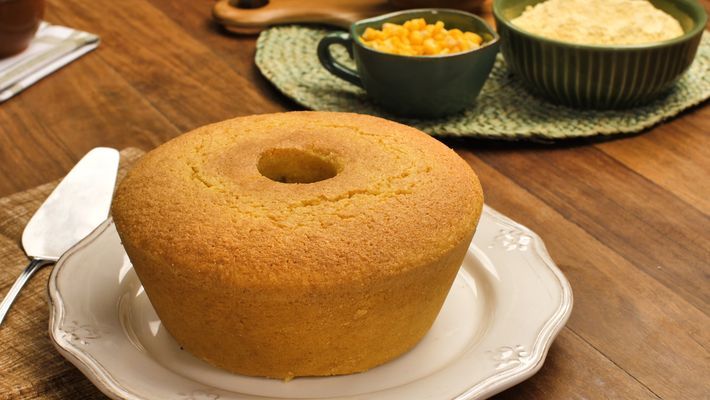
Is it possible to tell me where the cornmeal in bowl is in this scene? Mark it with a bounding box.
[511,0,684,45]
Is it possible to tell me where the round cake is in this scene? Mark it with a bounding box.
[111,112,484,379]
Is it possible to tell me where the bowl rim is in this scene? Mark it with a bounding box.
[349,8,501,60]
[492,0,708,50]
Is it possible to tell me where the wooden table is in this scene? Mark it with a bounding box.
[1,0,708,399]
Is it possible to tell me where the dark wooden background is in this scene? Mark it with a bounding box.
[0,0,708,399]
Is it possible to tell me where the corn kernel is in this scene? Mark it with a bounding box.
[423,38,439,55]
[359,18,485,56]
[410,30,423,45]
[382,23,397,33]
[464,31,483,45]
[444,36,458,48]
[362,27,379,41]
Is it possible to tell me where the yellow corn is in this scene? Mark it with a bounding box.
[359,19,484,56]
[464,31,483,45]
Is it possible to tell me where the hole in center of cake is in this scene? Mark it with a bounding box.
[257,148,339,184]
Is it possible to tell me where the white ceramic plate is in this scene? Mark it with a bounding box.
[48,206,572,400]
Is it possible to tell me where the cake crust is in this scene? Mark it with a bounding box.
[112,111,483,378]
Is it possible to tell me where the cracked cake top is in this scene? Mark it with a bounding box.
[111,112,483,288]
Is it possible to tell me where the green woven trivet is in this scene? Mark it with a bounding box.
[255,26,710,141]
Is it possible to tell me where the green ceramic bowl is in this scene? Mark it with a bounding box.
[493,0,707,109]
[317,9,500,118]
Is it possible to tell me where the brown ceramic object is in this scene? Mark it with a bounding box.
[0,0,45,58]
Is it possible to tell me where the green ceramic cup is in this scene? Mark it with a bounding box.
[494,0,707,109]
[317,9,500,118]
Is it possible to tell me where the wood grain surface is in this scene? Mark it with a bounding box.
[0,0,708,399]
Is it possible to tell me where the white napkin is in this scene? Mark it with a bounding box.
[0,22,99,103]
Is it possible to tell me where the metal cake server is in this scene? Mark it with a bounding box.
[0,147,119,326]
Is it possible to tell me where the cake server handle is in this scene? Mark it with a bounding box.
[0,258,53,326]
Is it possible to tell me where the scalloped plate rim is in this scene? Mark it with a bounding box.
[48,205,573,400]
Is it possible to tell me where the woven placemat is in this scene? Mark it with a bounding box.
[0,148,144,400]
[255,26,710,141]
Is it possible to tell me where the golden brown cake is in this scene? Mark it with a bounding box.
[111,111,484,379]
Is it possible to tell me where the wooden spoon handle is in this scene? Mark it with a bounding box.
[212,0,394,34]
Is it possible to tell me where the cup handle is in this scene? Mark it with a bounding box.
[317,32,363,88]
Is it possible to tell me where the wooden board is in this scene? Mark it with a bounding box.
[212,0,487,34]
